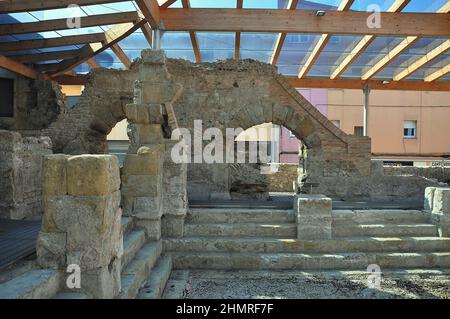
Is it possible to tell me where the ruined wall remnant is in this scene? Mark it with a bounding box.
[37,154,122,298]
[122,50,187,239]
[0,130,52,219]
[22,52,441,201]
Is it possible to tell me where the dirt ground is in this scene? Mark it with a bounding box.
[163,270,450,299]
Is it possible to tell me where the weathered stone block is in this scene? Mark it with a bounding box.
[67,155,120,196]
[122,151,162,177]
[141,49,166,65]
[297,225,332,240]
[136,219,161,240]
[136,124,164,143]
[42,155,69,196]
[432,188,450,215]
[36,231,67,269]
[133,197,161,220]
[122,175,161,197]
[161,214,185,238]
[424,187,436,212]
[294,194,332,216]
[81,258,121,299]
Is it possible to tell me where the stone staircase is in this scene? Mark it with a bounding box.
[165,207,450,271]
[0,217,173,299]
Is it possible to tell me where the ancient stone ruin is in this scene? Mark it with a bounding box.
[0,50,449,299]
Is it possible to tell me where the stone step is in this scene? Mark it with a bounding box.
[121,230,146,272]
[332,224,438,238]
[117,241,162,299]
[333,210,429,224]
[187,208,296,224]
[53,292,88,299]
[184,223,297,238]
[121,217,134,236]
[171,252,450,270]
[164,237,450,254]
[0,269,61,299]
[137,255,173,299]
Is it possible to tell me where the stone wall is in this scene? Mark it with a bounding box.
[383,165,450,185]
[10,54,373,200]
[0,130,52,219]
[0,76,66,132]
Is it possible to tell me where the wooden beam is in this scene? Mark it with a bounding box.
[7,49,80,63]
[0,55,39,79]
[285,77,450,91]
[160,9,450,37]
[160,0,178,9]
[297,0,354,78]
[0,33,105,52]
[269,0,298,66]
[0,0,127,13]
[361,2,450,80]
[330,0,409,79]
[111,43,132,69]
[181,0,202,63]
[424,64,450,82]
[48,20,146,77]
[86,58,100,69]
[234,0,243,61]
[393,40,450,81]
[135,0,161,28]
[0,12,140,36]
[141,22,153,47]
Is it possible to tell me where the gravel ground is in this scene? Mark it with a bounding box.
[164,270,450,299]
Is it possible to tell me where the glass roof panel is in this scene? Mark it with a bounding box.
[118,32,151,50]
[309,34,364,77]
[340,36,405,78]
[161,31,196,61]
[190,0,238,8]
[0,12,38,24]
[373,37,450,80]
[298,0,340,10]
[402,0,449,12]
[350,0,396,12]
[81,1,137,14]
[406,54,450,80]
[197,32,235,62]
[240,33,278,63]
[29,7,87,20]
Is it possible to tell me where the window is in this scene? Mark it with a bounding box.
[354,126,364,137]
[0,78,14,117]
[404,121,417,139]
[331,120,340,128]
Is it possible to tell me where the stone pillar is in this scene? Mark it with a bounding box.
[294,194,332,240]
[37,154,122,299]
[161,140,187,237]
[425,187,450,237]
[123,49,185,239]
[121,145,164,240]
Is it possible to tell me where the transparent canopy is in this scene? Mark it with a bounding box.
[0,0,448,81]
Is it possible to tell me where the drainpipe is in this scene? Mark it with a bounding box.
[363,84,371,136]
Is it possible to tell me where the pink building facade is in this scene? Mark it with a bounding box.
[278,89,328,164]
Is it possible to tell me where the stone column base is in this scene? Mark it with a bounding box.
[294,194,332,240]
[161,214,185,238]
